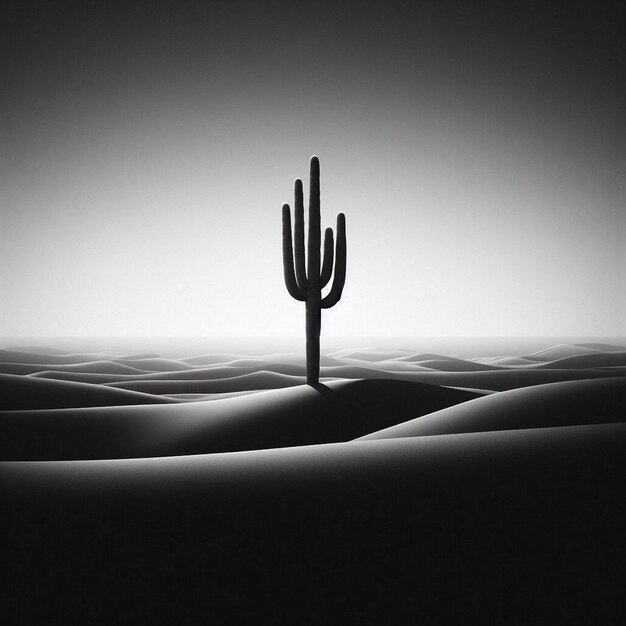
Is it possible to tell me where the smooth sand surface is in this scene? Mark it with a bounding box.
[2,341,626,623]
[4,423,625,624]
[358,377,626,440]
[0,379,479,460]
[3,343,625,397]
[0,372,179,410]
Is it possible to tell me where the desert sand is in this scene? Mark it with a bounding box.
[2,340,626,623]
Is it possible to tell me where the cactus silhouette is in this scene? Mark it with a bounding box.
[282,156,347,385]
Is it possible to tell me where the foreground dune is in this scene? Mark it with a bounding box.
[4,423,626,623]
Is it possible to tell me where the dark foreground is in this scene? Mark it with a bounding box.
[2,342,626,623]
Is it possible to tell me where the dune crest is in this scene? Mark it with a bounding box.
[358,377,626,441]
[0,372,179,410]
[524,342,626,361]
[0,379,479,461]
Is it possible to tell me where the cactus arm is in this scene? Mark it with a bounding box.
[282,204,307,301]
[321,212,346,309]
[293,179,308,290]
[307,156,321,290]
[320,227,334,288]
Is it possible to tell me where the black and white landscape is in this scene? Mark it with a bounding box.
[3,339,626,622]
[2,0,625,623]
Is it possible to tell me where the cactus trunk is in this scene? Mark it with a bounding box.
[306,294,322,385]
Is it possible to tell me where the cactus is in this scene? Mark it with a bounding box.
[282,156,346,385]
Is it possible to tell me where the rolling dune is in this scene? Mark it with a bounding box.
[0,379,480,460]
[2,340,626,623]
[29,360,150,375]
[328,348,413,361]
[358,377,626,440]
[4,343,626,395]
[111,357,196,371]
[534,350,626,369]
[523,342,626,361]
[0,348,123,365]
[4,423,625,624]
[105,370,309,394]
[0,372,179,410]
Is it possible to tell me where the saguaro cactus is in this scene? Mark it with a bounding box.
[282,156,347,385]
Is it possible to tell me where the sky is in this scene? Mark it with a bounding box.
[1,0,624,338]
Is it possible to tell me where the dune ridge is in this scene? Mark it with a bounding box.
[3,342,626,408]
[523,342,626,361]
[29,360,150,375]
[5,421,625,493]
[0,348,123,365]
[104,370,310,394]
[100,366,626,394]
[3,342,626,394]
[534,350,626,369]
[0,372,179,410]
[358,377,626,441]
[4,422,626,623]
[0,379,479,461]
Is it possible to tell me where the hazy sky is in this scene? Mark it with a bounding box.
[1,0,624,338]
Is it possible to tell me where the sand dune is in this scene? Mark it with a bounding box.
[4,422,625,623]
[535,350,626,369]
[412,358,498,371]
[0,361,53,375]
[104,370,308,394]
[18,361,626,394]
[575,341,626,351]
[394,352,457,362]
[4,343,626,398]
[30,359,149,375]
[320,364,441,377]
[523,342,626,361]
[1,349,196,374]
[29,360,335,385]
[181,352,249,365]
[165,390,267,401]
[328,348,413,361]
[116,352,162,360]
[0,347,120,365]
[359,377,626,440]
[3,340,626,623]
[98,361,626,394]
[5,421,624,497]
[217,353,345,367]
[111,357,196,371]
[298,357,433,373]
[29,370,156,384]
[29,361,428,385]
[126,362,310,380]
[0,372,179,410]
[358,367,626,391]
[1,345,70,355]
[477,355,540,366]
[0,379,479,461]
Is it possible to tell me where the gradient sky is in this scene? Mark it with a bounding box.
[1,0,624,338]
